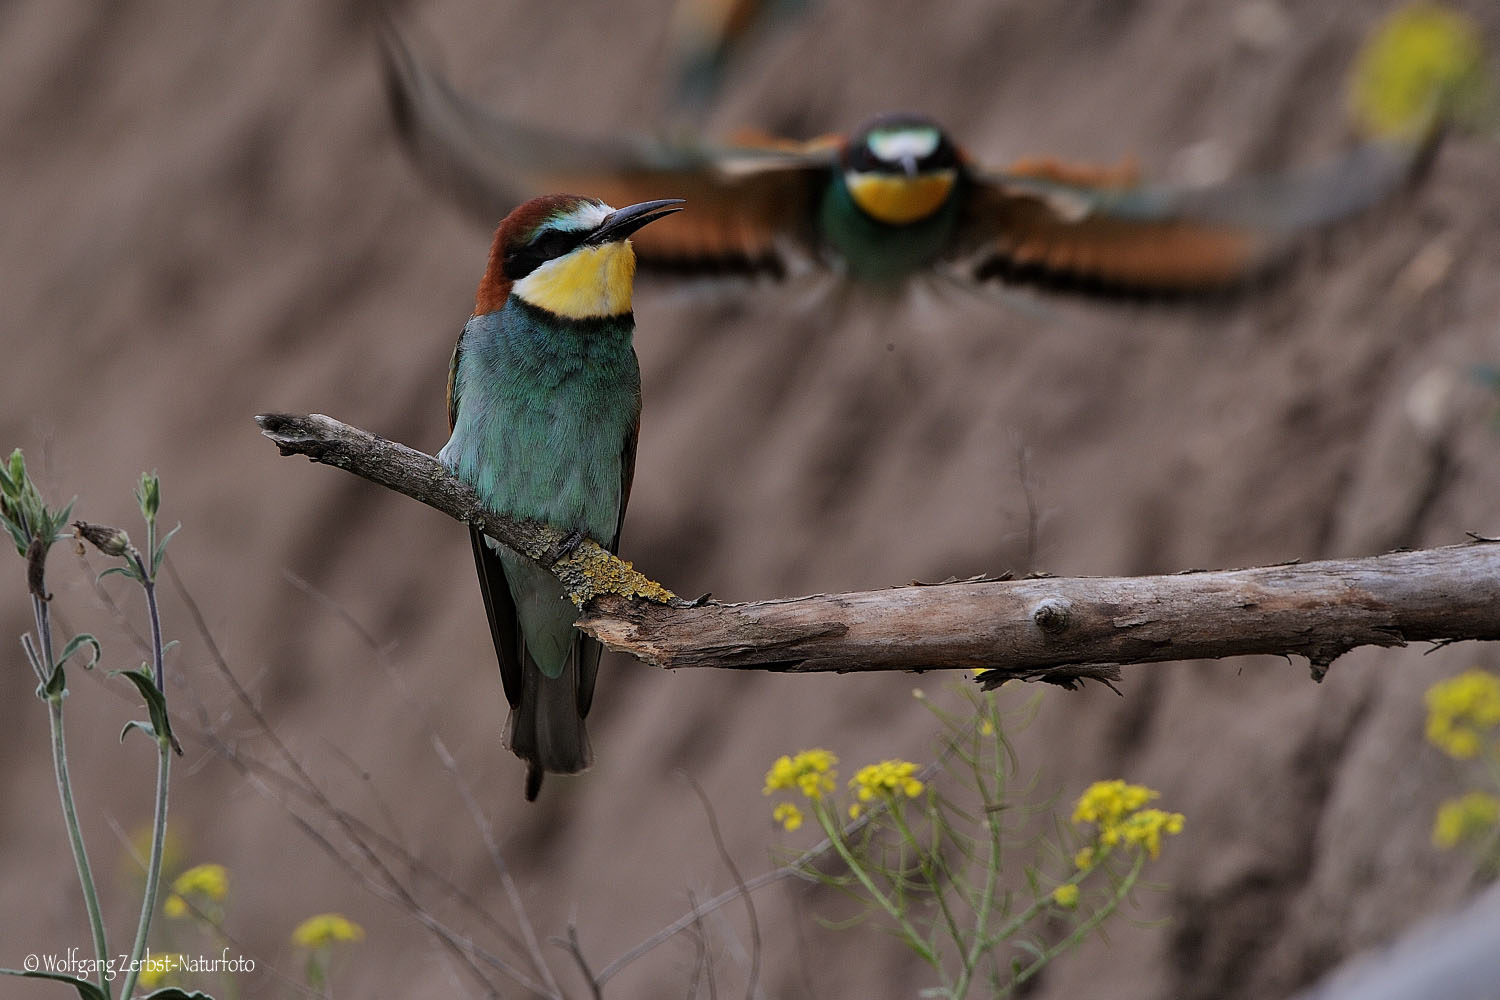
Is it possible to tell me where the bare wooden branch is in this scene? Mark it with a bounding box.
[257,412,1500,684]
[254,412,677,609]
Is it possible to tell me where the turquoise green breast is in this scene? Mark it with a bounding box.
[818,175,962,284]
[439,298,640,545]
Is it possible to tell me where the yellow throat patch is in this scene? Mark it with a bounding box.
[846,169,957,225]
[512,241,638,318]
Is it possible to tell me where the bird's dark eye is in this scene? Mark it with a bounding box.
[531,227,585,261]
[846,142,881,173]
[504,226,588,279]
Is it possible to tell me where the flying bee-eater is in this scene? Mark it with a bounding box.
[379,21,1438,297]
[439,193,684,801]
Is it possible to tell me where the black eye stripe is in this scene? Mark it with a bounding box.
[535,228,586,258]
[504,226,591,279]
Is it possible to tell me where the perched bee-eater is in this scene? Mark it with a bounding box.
[439,193,684,801]
[380,22,1437,297]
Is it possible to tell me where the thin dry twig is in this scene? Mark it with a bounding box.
[682,773,760,1000]
[432,734,563,999]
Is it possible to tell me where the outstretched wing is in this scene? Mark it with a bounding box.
[952,138,1436,294]
[379,20,833,278]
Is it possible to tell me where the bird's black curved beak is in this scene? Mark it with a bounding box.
[589,199,686,244]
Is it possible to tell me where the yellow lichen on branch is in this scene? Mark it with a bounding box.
[555,541,677,608]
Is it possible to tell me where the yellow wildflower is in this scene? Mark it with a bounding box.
[1425,669,1500,759]
[1072,780,1157,828]
[773,801,804,832]
[1348,3,1488,140]
[137,952,186,989]
[763,749,838,799]
[1118,808,1187,859]
[1051,884,1080,909]
[849,760,925,804]
[1432,792,1500,849]
[171,862,228,902]
[292,913,365,949]
[163,894,189,919]
[1072,780,1184,858]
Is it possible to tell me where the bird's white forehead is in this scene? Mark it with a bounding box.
[865,126,941,163]
[548,200,614,232]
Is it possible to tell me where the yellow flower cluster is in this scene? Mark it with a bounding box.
[136,952,189,989]
[1432,791,1500,849]
[292,912,365,949]
[1071,780,1157,827]
[1050,884,1080,909]
[1425,669,1500,759]
[172,862,229,900]
[763,749,838,798]
[772,802,804,832]
[1071,780,1184,860]
[850,760,924,802]
[1347,3,1487,140]
[847,760,924,819]
[164,862,229,919]
[1115,808,1186,859]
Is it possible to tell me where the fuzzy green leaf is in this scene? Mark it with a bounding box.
[52,498,77,538]
[96,565,141,584]
[42,662,67,699]
[120,719,156,743]
[56,633,101,672]
[0,968,108,1000]
[152,522,182,575]
[113,667,179,754]
[2,516,28,556]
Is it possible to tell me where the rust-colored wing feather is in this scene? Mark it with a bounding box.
[379,20,831,277]
[954,139,1435,294]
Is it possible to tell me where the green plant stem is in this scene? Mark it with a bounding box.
[29,594,51,685]
[117,559,170,1000]
[1007,851,1146,994]
[815,799,940,967]
[35,582,113,1000]
[889,801,966,984]
[18,507,110,996]
[143,581,164,691]
[955,729,1008,998]
[47,699,111,1000]
[117,744,169,1000]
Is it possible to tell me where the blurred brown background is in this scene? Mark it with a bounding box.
[2,0,1498,996]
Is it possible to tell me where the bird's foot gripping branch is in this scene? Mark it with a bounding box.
[253,412,679,612]
[257,412,1500,683]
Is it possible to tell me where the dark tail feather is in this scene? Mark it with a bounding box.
[507,645,593,801]
[524,763,544,802]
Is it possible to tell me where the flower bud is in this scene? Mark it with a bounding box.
[73,520,131,558]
